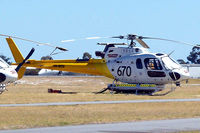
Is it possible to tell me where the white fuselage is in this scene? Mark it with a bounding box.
[104,46,189,85]
[0,58,18,84]
[0,68,18,84]
[38,69,61,76]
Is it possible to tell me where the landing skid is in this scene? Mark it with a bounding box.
[0,84,6,94]
[96,83,175,96]
[94,88,109,94]
[149,87,176,96]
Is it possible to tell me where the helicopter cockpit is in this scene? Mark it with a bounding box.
[161,56,181,70]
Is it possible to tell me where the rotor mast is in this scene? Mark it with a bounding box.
[112,34,149,48]
[127,34,137,47]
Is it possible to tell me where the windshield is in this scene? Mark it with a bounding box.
[161,56,181,70]
[0,58,9,68]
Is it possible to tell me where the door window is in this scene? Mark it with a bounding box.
[136,58,143,69]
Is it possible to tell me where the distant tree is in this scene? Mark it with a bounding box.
[177,59,187,64]
[187,45,200,64]
[0,55,12,64]
[25,55,53,75]
[82,52,92,59]
[25,69,40,75]
[41,56,53,60]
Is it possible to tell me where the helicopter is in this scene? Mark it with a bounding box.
[0,45,35,94]
[3,34,195,95]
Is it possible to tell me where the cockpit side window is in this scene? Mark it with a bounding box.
[136,58,143,69]
[144,58,163,70]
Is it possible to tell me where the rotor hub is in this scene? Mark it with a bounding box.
[127,34,136,40]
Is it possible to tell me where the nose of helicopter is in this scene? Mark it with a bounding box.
[180,68,190,80]
[169,68,190,82]
[3,69,18,83]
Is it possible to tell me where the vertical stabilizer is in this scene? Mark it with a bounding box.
[6,38,26,79]
[6,38,24,63]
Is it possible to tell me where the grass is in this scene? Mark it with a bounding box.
[0,102,200,130]
[176,131,200,133]
[0,76,200,130]
[0,76,200,104]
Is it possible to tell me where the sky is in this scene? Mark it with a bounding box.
[0,0,200,62]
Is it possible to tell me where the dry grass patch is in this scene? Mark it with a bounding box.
[176,131,200,133]
[0,102,200,129]
[0,77,200,130]
[0,77,200,104]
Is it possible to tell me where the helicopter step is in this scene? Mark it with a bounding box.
[104,83,165,95]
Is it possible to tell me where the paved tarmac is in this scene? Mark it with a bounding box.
[0,98,200,107]
[0,118,199,133]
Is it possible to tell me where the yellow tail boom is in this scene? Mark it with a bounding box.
[6,38,114,79]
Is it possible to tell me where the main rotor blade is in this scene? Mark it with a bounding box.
[61,39,76,43]
[111,35,125,39]
[135,38,150,48]
[0,34,67,51]
[0,34,50,45]
[61,36,109,43]
[140,36,198,47]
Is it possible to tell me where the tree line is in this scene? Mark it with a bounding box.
[1,47,200,68]
[177,45,200,64]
